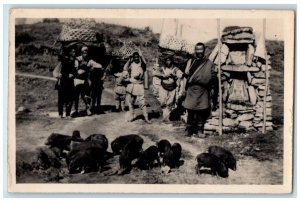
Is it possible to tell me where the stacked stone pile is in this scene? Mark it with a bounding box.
[205,26,273,134]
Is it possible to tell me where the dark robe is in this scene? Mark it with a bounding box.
[183,57,216,110]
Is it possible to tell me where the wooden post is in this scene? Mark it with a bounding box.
[262,18,268,134]
[217,19,223,136]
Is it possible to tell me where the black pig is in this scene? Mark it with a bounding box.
[111,134,143,155]
[136,145,160,170]
[156,139,171,157]
[196,153,228,178]
[208,145,237,171]
[163,143,182,168]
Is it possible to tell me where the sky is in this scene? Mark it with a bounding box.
[17,18,283,42]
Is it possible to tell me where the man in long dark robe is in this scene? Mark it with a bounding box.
[183,43,218,138]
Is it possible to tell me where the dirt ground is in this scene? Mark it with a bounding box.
[15,81,283,185]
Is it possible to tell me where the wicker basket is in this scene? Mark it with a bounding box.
[58,25,97,42]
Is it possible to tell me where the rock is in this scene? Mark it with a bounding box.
[237,113,254,122]
[221,65,260,72]
[246,44,255,66]
[207,118,219,126]
[239,121,253,129]
[258,126,273,132]
[225,109,234,115]
[266,116,272,121]
[204,124,219,131]
[223,118,238,127]
[254,121,273,128]
[247,72,252,83]
[257,61,262,68]
[204,130,215,136]
[248,85,257,105]
[227,103,249,111]
[266,96,272,101]
[261,65,271,71]
[239,109,255,113]
[223,72,231,78]
[230,113,238,119]
[252,71,266,78]
[256,107,272,114]
[211,109,219,117]
[251,78,266,85]
[258,89,270,97]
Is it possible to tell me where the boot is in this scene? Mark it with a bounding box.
[142,107,151,124]
[184,126,193,137]
[194,124,205,138]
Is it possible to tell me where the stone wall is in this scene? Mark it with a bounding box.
[204,26,273,134]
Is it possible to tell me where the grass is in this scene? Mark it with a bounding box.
[15,21,284,163]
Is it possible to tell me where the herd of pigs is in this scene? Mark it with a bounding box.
[37,131,237,178]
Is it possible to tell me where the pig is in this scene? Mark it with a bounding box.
[156,139,171,157]
[196,153,228,178]
[45,130,84,153]
[36,146,61,169]
[85,133,108,151]
[163,143,182,169]
[118,138,144,175]
[67,147,105,174]
[208,145,237,171]
[111,134,143,155]
[135,145,160,170]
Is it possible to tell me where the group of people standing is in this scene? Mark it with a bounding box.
[54,42,217,138]
[153,42,218,138]
[53,46,105,118]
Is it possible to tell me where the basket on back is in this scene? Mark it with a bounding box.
[58,25,98,42]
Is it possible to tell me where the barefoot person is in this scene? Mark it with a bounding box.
[123,51,151,123]
[153,53,183,122]
[183,42,218,138]
[53,47,77,118]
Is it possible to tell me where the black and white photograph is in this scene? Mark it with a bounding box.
[8,9,294,193]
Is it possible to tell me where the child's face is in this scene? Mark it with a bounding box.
[133,55,140,63]
[69,49,76,57]
[165,58,173,67]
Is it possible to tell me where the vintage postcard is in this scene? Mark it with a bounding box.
[8,9,294,193]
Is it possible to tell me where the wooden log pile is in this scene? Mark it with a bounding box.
[205,26,273,134]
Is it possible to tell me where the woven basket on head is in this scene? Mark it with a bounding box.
[112,41,139,59]
[58,25,98,42]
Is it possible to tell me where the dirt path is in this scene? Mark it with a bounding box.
[15,73,283,184]
[16,91,283,185]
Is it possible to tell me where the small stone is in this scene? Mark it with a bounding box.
[239,121,253,129]
[254,121,273,128]
[256,107,272,114]
[207,118,219,126]
[248,85,257,105]
[252,78,266,85]
[252,71,266,78]
[230,113,238,119]
[225,109,235,115]
[237,113,254,121]
[223,118,238,127]
[247,72,252,83]
[227,103,249,111]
